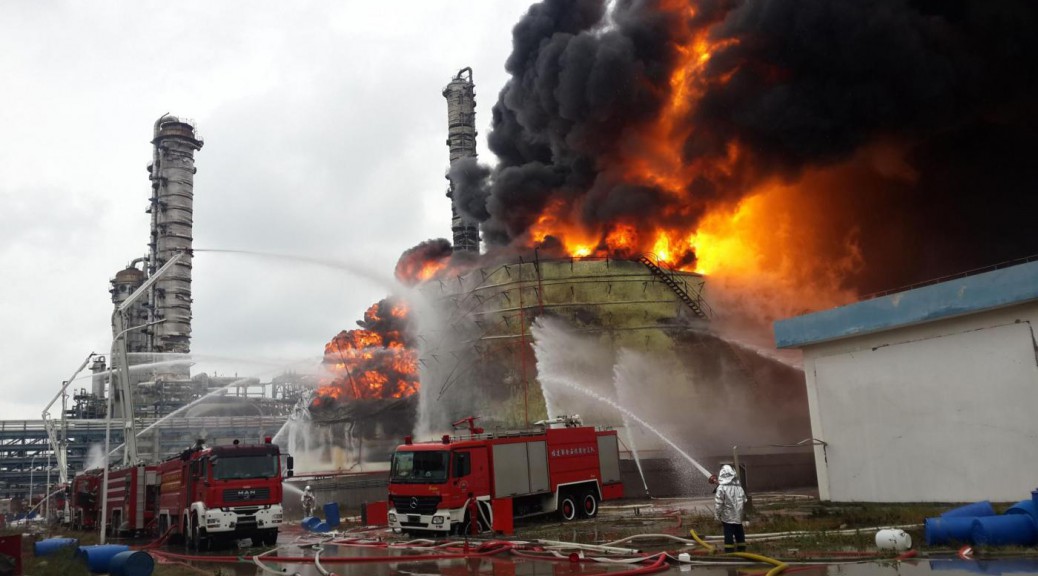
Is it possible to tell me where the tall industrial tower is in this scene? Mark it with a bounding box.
[107,114,202,401]
[147,115,203,359]
[443,67,480,253]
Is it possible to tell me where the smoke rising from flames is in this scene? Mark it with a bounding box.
[446,0,1038,320]
[317,297,419,403]
[315,0,1038,416]
[394,239,453,286]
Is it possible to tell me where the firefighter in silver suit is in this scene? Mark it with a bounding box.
[711,465,748,552]
[302,485,316,518]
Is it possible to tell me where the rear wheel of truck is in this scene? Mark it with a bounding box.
[580,492,598,518]
[559,494,578,521]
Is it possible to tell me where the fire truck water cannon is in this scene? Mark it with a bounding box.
[451,416,484,436]
[388,417,623,536]
[534,415,583,428]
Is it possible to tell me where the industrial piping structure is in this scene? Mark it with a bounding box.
[443,67,480,254]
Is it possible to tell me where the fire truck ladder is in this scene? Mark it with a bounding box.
[636,255,711,321]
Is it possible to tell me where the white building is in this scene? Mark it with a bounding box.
[774,261,1038,502]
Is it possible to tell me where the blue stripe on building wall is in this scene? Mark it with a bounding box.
[773,260,1038,349]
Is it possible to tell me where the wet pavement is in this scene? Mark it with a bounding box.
[153,523,1038,576]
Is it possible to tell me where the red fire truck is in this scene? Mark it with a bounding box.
[387,417,623,535]
[103,464,158,536]
[155,439,287,548]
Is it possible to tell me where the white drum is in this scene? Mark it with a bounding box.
[875,528,913,551]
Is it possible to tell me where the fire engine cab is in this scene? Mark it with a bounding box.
[387,416,623,534]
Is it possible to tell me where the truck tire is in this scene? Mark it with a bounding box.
[581,492,598,518]
[190,516,207,551]
[261,529,278,547]
[559,494,578,521]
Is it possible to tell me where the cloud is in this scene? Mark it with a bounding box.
[0,0,534,419]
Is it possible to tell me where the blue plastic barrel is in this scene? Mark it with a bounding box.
[33,538,79,557]
[1005,499,1038,523]
[313,521,331,532]
[302,516,321,531]
[1032,490,1038,507]
[109,550,155,576]
[942,501,997,518]
[925,517,977,546]
[77,544,131,573]
[971,515,1038,547]
[323,502,341,527]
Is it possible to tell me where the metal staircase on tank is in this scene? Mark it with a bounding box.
[636,255,711,320]
[636,255,762,387]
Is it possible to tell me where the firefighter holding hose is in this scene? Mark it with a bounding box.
[302,485,317,518]
[710,465,748,553]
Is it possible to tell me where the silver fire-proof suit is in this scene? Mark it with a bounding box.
[713,464,747,524]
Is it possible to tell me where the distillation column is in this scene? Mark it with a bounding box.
[442,67,480,253]
[147,115,203,367]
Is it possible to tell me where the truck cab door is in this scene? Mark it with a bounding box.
[453,448,489,497]
[190,459,204,504]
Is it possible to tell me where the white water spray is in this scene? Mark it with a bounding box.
[194,248,398,293]
[623,427,650,495]
[532,318,713,478]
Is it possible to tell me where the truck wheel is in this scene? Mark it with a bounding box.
[262,529,278,547]
[559,495,578,521]
[190,516,206,550]
[581,492,598,518]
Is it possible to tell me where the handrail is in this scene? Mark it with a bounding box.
[864,252,1038,300]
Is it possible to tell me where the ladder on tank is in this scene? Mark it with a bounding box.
[636,255,711,321]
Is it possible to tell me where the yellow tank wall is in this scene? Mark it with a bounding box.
[417,258,708,429]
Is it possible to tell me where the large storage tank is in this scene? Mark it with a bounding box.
[417,256,710,430]
[416,255,813,495]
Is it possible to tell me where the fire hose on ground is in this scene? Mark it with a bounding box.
[141,519,924,576]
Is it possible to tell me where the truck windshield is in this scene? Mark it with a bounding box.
[212,456,278,480]
[391,451,449,483]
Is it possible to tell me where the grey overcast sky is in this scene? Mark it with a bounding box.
[0,1,535,419]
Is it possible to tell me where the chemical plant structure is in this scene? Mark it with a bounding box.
[2,69,819,528]
[293,68,817,508]
[0,116,310,524]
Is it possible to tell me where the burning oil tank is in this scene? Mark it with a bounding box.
[292,297,421,473]
[306,396,417,469]
[416,255,812,494]
[417,256,708,428]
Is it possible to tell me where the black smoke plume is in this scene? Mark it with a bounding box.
[466,0,1038,293]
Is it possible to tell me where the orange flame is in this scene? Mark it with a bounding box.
[516,2,860,317]
[317,298,419,402]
